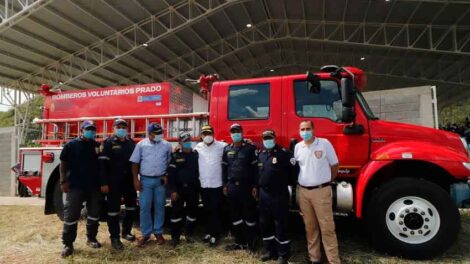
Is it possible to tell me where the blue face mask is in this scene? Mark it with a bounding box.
[83,130,96,139]
[115,128,127,138]
[263,139,275,149]
[300,130,313,141]
[231,133,242,143]
[182,142,192,149]
[155,134,163,142]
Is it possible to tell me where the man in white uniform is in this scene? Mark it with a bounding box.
[194,124,227,247]
[294,120,340,264]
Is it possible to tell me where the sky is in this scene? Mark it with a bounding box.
[0,105,12,112]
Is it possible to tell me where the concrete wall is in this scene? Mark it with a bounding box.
[363,86,437,128]
[0,127,15,196]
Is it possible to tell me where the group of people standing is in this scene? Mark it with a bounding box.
[58,119,341,264]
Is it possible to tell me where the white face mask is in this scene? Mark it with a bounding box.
[203,135,214,144]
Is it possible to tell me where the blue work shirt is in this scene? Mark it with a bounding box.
[129,138,172,177]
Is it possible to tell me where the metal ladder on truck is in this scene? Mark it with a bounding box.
[35,112,209,146]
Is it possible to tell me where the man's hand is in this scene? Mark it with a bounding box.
[252,187,258,200]
[133,178,142,192]
[60,182,70,193]
[223,186,228,196]
[100,185,109,194]
[163,176,168,186]
[170,192,179,202]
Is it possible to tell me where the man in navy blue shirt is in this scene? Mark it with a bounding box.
[130,123,172,247]
[59,120,102,258]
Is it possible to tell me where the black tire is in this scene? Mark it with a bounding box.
[53,180,64,221]
[366,177,460,259]
[17,181,31,197]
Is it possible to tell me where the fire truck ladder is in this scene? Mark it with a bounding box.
[35,112,209,146]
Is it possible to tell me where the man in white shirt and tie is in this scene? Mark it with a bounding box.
[194,124,227,247]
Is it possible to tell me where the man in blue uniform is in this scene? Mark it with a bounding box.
[59,120,102,258]
[130,122,172,247]
[99,119,137,250]
[222,123,258,251]
[168,132,200,247]
[256,129,296,264]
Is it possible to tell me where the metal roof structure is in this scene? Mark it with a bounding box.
[0,0,469,109]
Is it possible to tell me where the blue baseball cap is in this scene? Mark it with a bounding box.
[148,123,163,134]
[81,120,96,130]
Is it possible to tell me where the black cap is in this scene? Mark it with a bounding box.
[148,123,163,134]
[262,129,275,139]
[113,118,128,127]
[178,132,191,142]
[201,125,214,134]
[81,120,96,130]
[229,123,242,133]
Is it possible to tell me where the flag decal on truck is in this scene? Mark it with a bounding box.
[137,95,162,102]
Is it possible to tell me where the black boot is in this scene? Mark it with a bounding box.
[61,245,74,258]
[86,238,102,248]
[260,251,277,262]
[277,256,288,264]
[225,243,247,251]
[111,238,124,250]
[122,233,136,242]
[170,238,180,248]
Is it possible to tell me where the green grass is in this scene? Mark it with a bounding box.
[0,206,468,264]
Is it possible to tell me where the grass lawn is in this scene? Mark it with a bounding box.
[0,206,468,264]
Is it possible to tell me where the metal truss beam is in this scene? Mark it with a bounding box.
[0,0,54,34]
[119,20,470,88]
[5,0,240,93]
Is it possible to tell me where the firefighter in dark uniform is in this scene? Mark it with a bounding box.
[256,129,296,264]
[168,132,200,248]
[222,123,258,251]
[60,120,102,258]
[98,119,137,250]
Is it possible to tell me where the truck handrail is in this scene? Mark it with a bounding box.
[36,112,210,145]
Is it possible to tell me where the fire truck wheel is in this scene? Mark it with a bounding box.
[53,180,64,221]
[366,177,460,259]
[17,181,31,197]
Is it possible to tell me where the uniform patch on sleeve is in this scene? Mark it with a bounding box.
[290,158,296,165]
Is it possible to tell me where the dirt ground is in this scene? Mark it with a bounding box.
[0,205,468,264]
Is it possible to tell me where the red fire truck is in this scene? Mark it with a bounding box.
[17,65,470,259]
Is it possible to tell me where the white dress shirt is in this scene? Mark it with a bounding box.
[294,137,339,187]
[194,140,227,188]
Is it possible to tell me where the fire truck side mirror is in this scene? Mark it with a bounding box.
[306,71,321,94]
[340,78,356,123]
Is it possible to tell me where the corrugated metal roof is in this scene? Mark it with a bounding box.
[0,0,469,107]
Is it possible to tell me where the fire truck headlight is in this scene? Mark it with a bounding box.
[463,162,470,171]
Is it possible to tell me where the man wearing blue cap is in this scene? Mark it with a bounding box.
[59,120,103,258]
[99,119,137,250]
[130,122,172,247]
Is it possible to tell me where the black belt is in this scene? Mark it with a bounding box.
[229,180,248,186]
[298,182,330,190]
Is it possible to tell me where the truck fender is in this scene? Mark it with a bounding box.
[44,166,60,215]
[371,140,468,163]
[355,160,393,218]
